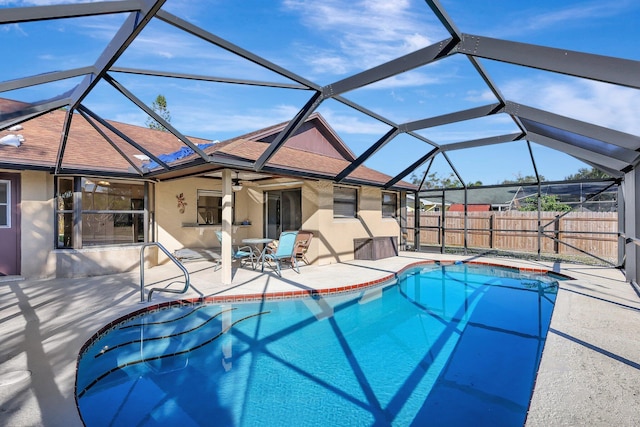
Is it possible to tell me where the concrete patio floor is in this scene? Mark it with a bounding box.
[0,252,638,426]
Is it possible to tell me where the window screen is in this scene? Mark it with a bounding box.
[0,181,8,227]
[382,192,397,218]
[334,186,357,218]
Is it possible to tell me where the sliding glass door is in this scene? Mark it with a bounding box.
[264,189,302,239]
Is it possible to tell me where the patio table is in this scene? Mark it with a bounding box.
[242,238,274,271]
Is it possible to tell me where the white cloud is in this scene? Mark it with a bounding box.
[315,108,390,135]
[517,2,631,32]
[504,77,640,135]
[489,1,637,39]
[166,103,301,138]
[464,89,498,103]
[365,71,441,90]
[283,0,439,75]
[0,23,26,35]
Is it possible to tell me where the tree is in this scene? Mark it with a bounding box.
[564,167,609,180]
[518,195,571,212]
[501,172,545,184]
[146,94,171,131]
[409,171,464,189]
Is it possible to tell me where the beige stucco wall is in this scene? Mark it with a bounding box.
[156,178,218,258]
[154,177,259,260]
[13,171,158,279]
[18,170,55,278]
[12,170,401,278]
[155,176,400,266]
[155,177,267,261]
[155,176,399,265]
[49,245,157,278]
[304,181,400,265]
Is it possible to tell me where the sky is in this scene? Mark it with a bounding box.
[1,0,640,185]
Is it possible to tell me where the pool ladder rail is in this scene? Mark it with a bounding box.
[140,242,190,303]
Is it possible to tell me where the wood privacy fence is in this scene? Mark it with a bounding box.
[405,211,618,262]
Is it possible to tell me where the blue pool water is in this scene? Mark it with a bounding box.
[76,264,559,426]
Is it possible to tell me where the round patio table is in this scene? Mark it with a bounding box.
[242,238,274,271]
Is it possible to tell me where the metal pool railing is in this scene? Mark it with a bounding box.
[140,242,190,303]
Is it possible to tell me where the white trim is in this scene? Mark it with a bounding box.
[0,179,10,228]
[257,181,304,189]
[197,189,222,198]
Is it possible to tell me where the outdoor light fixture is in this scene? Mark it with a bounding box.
[232,171,243,191]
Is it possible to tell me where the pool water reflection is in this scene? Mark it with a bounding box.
[76,264,558,426]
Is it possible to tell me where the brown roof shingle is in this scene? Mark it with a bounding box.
[0,109,209,172]
[1,99,415,189]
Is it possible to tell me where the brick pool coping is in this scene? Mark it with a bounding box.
[74,258,574,423]
[77,259,571,357]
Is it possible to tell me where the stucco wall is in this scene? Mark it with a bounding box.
[156,178,400,265]
[15,171,158,279]
[49,245,157,278]
[13,171,401,278]
[154,178,261,258]
[154,176,400,266]
[19,170,55,278]
[155,177,220,257]
[155,178,267,259]
[305,181,400,265]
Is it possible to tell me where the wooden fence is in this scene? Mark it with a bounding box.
[405,211,618,263]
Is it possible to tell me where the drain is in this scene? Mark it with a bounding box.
[0,370,31,387]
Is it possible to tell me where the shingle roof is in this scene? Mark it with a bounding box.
[0,107,204,173]
[213,138,404,187]
[0,100,415,189]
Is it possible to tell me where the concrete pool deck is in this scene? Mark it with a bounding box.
[0,252,638,426]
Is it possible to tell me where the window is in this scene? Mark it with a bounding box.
[0,180,9,227]
[334,186,357,218]
[197,190,222,225]
[56,177,150,248]
[382,192,398,218]
[56,178,74,247]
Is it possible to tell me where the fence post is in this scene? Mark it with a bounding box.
[489,214,494,249]
[413,194,420,251]
[441,192,446,253]
[554,215,560,254]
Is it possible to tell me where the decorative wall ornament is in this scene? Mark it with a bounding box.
[176,193,187,214]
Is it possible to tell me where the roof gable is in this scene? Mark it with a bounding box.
[231,113,356,161]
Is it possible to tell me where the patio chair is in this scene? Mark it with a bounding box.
[263,230,299,276]
[215,231,255,268]
[293,230,313,265]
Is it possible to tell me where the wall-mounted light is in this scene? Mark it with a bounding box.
[232,171,243,191]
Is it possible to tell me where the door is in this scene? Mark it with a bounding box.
[0,173,20,276]
[264,189,302,239]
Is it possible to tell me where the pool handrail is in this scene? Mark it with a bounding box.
[140,242,190,302]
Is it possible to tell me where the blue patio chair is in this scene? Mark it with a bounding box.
[215,231,255,269]
[263,230,299,277]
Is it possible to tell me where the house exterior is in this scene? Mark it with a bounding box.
[0,104,414,279]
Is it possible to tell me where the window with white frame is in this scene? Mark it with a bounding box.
[0,180,9,227]
[197,190,222,225]
[333,186,358,218]
[382,191,398,218]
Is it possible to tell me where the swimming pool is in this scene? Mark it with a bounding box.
[76,263,560,426]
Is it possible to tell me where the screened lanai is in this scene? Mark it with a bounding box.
[1,0,639,287]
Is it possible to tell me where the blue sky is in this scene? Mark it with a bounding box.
[1,0,640,185]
